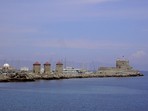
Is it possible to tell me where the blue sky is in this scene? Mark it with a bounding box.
[0,0,148,70]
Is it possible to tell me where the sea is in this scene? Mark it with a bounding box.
[0,71,148,111]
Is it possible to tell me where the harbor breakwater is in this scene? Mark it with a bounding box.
[0,59,144,82]
[0,72,144,82]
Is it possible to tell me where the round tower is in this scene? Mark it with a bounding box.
[116,59,132,70]
[33,61,41,74]
[44,62,51,75]
[55,61,63,75]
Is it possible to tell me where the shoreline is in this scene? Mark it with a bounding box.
[0,73,144,82]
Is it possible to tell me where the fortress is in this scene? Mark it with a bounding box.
[97,59,140,75]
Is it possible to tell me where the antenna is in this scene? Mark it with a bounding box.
[64,57,67,69]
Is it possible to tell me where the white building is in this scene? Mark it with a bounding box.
[0,63,15,74]
[20,67,29,72]
[63,67,82,74]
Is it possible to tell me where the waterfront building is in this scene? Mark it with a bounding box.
[98,59,140,75]
[63,67,80,74]
[63,67,91,74]
[0,63,16,74]
[33,62,41,74]
[44,62,51,75]
[55,61,63,75]
[116,59,132,70]
[20,67,29,72]
[3,63,10,71]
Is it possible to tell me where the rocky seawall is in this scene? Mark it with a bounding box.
[0,72,144,82]
[0,73,35,82]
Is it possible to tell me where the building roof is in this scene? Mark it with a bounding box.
[3,63,10,68]
[56,61,63,65]
[33,61,41,65]
[44,62,51,65]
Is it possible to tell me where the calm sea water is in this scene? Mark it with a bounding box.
[0,71,148,111]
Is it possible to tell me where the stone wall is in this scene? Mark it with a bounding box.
[97,59,139,75]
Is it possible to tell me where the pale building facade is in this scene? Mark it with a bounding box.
[33,62,41,74]
[55,61,63,75]
[98,59,140,75]
[44,62,51,75]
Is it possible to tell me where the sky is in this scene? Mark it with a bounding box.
[0,0,148,70]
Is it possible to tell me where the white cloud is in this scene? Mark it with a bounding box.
[131,50,146,59]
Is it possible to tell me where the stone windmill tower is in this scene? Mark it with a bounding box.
[55,61,63,75]
[44,62,51,75]
[33,61,41,74]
